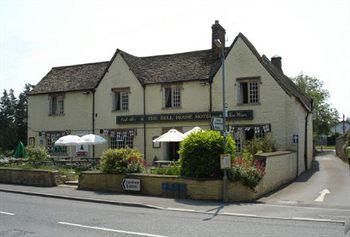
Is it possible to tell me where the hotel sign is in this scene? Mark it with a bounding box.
[116,110,253,124]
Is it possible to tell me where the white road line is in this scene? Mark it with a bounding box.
[0,211,15,216]
[167,207,195,212]
[314,189,330,202]
[257,203,350,212]
[58,222,168,237]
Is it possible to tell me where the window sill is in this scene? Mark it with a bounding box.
[162,106,182,110]
[236,103,261,106]
[111,109,129,112]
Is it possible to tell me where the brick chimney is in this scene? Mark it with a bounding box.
[212,20,226,59]
[271,55,282,72]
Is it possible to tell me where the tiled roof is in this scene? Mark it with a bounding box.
[30,33,312,112]
[118,49,226,84]
[29,61,109,95]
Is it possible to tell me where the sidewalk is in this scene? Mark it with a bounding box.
[0,183,349,224]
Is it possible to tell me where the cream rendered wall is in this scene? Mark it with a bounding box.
[212,37,290,149]
[27,91,93,156]
[142,81,210,163]
[94,53,144,128]
[145,81,210,114]
[307,114,313,168]
[94,53,145,158]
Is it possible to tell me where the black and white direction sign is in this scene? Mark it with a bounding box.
[211,117,224,131]
[122,178,141,191]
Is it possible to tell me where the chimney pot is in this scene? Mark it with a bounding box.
[271,55,282,72]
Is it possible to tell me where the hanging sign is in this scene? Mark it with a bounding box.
[220,154,231,169]
[292,134,299,144]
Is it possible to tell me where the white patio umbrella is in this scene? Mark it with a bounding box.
[54,135,82,146]
[79,134,107,169]
[184,126,203,137]
[153,129,185,143]
[79,134,107,145]
[54,135,82,170]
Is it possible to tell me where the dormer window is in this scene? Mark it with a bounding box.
[112,88,129,111]
[237,77,260,104]
[49,94,64,115]
[163,85,181,108]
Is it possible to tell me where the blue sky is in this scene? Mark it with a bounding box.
[0,0,349,116]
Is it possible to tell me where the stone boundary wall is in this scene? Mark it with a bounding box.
[79,151,296,201]
[0,168,58,187]
[255,151,296,194]
[336,134,348,162]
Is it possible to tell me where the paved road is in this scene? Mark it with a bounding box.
[0,192,348,237]
[260,151,350,209]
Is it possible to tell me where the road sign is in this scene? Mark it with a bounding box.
[122,178,141,191]
[292,134,299,144]
[211,117,224,131]
[220,154,231,169]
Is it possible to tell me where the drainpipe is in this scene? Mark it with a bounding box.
[143,85,147,162]
[209,81,213,112]
[304,112,309,171]
[92,89,95,159]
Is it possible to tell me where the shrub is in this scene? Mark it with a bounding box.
[228,157,265,189]
[150,162,181,175]
[179,130,235,178]
[100,148,144,174]
[244,134,275,155]
[26,146,50,165]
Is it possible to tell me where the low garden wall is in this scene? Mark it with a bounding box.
[0,167,58,187]
[79,151,296,201]
[255,151,296,194]
[336,134,348,162]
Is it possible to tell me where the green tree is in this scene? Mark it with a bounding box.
[14,84,33,146]
[0,84,33,154]
[0,89,17,152]
[293,74,339,139]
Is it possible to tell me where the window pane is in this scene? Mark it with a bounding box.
[51,97,57,114]
[249,82,259,103]
[172,87,181,107]
[58,97,64,114]
[121,91,129,110]
[241,82,248,104]
[115,92,121,110]
[164,88,172,108]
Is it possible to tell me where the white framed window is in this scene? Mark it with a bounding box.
[46,131,68,155]
[112,88,129,111]
[109,130,135,149]
[237,78,260,104]
[164,86,181,108]
[49,94,64,115]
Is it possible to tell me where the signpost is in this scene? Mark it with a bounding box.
[122,178,141,191]
[293,134,299,177]
[211,117,224,131]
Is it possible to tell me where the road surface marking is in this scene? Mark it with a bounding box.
[314,189,330,202]
[0,211,15,216]
[58,222,168,237]
[167,207,195,212]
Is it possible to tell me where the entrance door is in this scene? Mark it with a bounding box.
[168,142,180,161]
